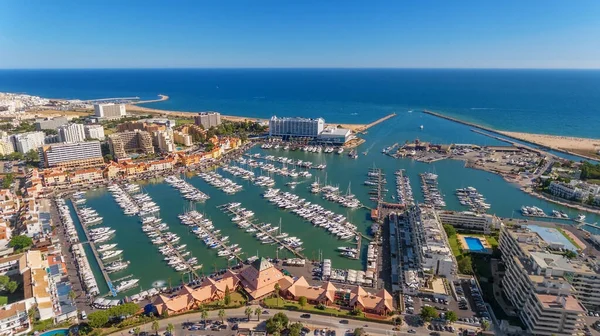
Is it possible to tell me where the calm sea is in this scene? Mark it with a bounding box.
[1,69,600,137]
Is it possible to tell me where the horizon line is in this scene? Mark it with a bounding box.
[1,67,600,71]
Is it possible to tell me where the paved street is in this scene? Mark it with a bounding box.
[108,306,471,336]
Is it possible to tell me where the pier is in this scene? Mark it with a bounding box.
[118,184,201,279]
[69,198,117,297]
[221,205,306,259]
[357,113,397,133]
[184,214,244,263]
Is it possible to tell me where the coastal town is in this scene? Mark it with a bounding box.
[1,92,600,336]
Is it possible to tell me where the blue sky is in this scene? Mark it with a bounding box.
[1,0,599,68]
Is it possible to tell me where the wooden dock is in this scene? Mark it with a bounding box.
[221,205,306,259]
[69,198,117,297]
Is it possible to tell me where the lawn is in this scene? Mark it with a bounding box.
[264,297,343,315]
[557,228,582,250]
[448,235,463,258]
[206,292,246,308]
[0,296,7,305]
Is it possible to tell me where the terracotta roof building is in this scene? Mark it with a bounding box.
[238,258,293,299]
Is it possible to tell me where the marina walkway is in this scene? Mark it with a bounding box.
[69,198,117,296]
[221,205,306,259]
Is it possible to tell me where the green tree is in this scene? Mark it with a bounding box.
[353,328,365,336]
[9,152,23,161]
[265,312,289,334]
[201,309,208,323]
[481,319,491,331]
[245,307,253,321]
[205,142,215,152]
[420,306,439,322]
[394,316,403,326]
[0,275,18,293]
[87,310,109,328]
[289,322,304,336]
[445,310,458,323]
[298,296,307,308]
[1,173,14,188]
[443,224,457,237]
[9,235,33,252]
[68,290,77,302]
[103,154,113,163]
[151,321,159,335]
[274,283,281,306]
[224,285,231,306]
[350,307,363,316]
[133,327,141,335]
[255,307,262,321]
[166,323,174,335]
[565,250,577,259]
[25,149,39,163]
[458,256,473,274]
[218,309,226,323]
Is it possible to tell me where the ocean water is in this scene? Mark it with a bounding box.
[1,69,600,137]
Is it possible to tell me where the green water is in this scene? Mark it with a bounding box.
[81,113,600,297]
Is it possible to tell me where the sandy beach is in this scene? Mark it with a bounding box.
[499,131,600,159]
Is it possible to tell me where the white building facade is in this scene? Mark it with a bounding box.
[84,124,105,140]
[269,116,325,138]
[94,103,126,119]
[11,132,45,153]
[57,123,86,143]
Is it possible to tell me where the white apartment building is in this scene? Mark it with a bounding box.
[410,206,456,278]
[11,131,45,153]
[437,211,501,234]
[269,116,325,138]
[94,103,126,119]
[549,180,600,202]
[194,112,221,128]
[84,124,105,140]
[57,123,85,143]
[0,135,14,155]
[42,141,103,169]
[0,301,30,335]
[153,130,174,153]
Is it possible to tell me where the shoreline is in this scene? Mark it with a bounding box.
[423,110,600,162]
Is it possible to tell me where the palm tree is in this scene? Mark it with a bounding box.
[218,309,226,323]
[151,320,160,335]
[68,290,77,302]
[255,307,262,321]
[133,327,141,336]
[245,307,253,321]
[201,309,208,323]
[274,283,281,306]
[166,323,174,335]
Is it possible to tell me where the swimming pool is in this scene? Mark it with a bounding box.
[40,329,68,336]
[465,237,486,252]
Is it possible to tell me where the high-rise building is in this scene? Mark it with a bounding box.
[34,116,68,131]
[499,226,591,335]
[152,130,174,153]
[84,124,105,140]
[11,131,45,153]
[173,130,193,147]
[94,103,126,119]
[41,141,104,169]
[437,211,501,235]
[108,130,154,159]
[269,116,325,138]
[57,123,86,143]
[0,132,14,155]
[194,112,221,128]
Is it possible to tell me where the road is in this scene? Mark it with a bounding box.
[108,306,461,336]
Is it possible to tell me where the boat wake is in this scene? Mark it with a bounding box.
[152,280,167,288]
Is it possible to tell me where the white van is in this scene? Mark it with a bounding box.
[80,310,87,319]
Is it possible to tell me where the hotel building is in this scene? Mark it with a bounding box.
[194,112,221,128]
[153,130,174,153]
[269,116,325,138]
[499,225,595,335]
[437,211,501,234]
[173,130,193,147]
[84,124,105,140]
[0,132,14,155]
[57,123,85,143]
[94,103,126,119]
[41,141,104,169]
[108,130,154,159]
[11,131,45,153]
[0,302,30,335]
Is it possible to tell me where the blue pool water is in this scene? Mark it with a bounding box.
[40,329,68,336]
[528,225,578,252]
[465,237,486,252]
